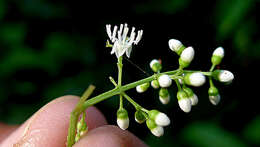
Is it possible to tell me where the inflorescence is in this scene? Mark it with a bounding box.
[68,23,234,146]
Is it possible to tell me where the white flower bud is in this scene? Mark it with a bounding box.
[212,47,225,65]
[158,74,172,88]
[177,90,192,112]
[150,59,162,72]
[154,112,170,127]
[213,70,234,83]
[178,98,192,113]
[168,39,185,55]
[218,70,234,83]
[179,47,195,68]
[159,95,170,105]
[190,94,198,106]
[117,118,129,130]
[184,72,206,87]
[209,95,221,105]
[213,47,224,57]
[151,80,160,89]
[136,83,150,93]
[117,108,129,130]
[151,126,164,137]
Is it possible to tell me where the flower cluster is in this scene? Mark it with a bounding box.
[106,24,234,137]
[136,39,234,113]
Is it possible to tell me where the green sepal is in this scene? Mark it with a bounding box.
[151,80,160,88]
[159,88,169,98]
[211,55,222,65]
[183,87,194,97]
[177,90,188,100]
[117,108,128,119]
[146,119,157,130]
[183,73,192,85]
[140,82,150,91]
[208,86,219,96]
[151,62,162,73]
[135,110,146,123]
[212,70,222,81]
[176,46,186,55]
[148,110,160,120]
[179,58,190,68]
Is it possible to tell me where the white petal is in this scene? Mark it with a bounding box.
[111,25,118,42]
[122,24,129,42]
[158,75,172,88]
[159,96,170,105]
[126,46,132,58]
[189,72,206,87]
[180,47,195,62]
[178,98,192,113]
[168,39,183,52]
[209,95,221,105]
[213,47,224,57]
[151,126,164,137]
[117,118,129,130]
[106,24,112,40]
[155,112,170,126]
[219,70,234,83]
[190,94,198,106]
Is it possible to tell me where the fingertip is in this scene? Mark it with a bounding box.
[74,125,148,147]
[1,95,107,147]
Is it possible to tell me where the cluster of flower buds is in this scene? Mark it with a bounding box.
[116,108,171,137]
[207,47,234,105]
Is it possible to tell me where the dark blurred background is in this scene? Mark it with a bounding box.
[0,0,259,146]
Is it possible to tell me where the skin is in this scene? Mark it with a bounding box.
[0,95,148,147]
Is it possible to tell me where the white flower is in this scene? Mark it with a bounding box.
[158,75,172,88]
[180,47,195,63]
[159,95,170,105]
[178,98,192,113]
[106,24,143,58]
[209,95,221,105]
[184,72,206,87]
[168,39,183,53]
[154,112,170,126]
[190,94,198,106]
[218,70,234,83]
[117,118,129,130]
[213,47,224,57]
[151,126,164,137]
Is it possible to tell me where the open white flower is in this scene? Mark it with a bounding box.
[106,24,143,58]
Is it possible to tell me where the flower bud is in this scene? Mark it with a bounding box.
[177,90,191,113]
[158,74,172,88]
[148,110,170,126]
[150,59,162,73]
[135,110,146,124]
[159,88,170,104]
[184,72,206,87]
[168,39,185,55]
[211,47,224,65]
[136,82,150,93]
[179,47,195,68]
[117,108,129,130]
[183,87,198,106]
[212,70,234,84]
[151,80,160,89]
[146,119,164,137]
[208,86,221,105]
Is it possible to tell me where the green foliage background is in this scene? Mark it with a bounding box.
[0,0,259,146]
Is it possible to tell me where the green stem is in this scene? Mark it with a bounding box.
[67,68,210,146]
[175,80,182,91]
